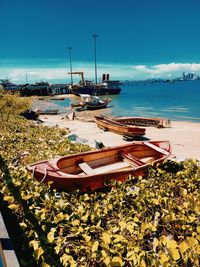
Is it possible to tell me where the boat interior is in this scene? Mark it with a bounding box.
[56,142,169,176]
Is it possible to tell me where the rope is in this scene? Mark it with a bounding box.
[40,168,48,183]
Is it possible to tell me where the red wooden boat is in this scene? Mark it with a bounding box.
[27,141,171,192]
[94,115,146,138]
[112,116,171,128]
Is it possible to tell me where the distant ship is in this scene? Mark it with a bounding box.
[69,72,121,96]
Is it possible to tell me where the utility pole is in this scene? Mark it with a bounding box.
[68,47,73,85]
[92,34,98,85]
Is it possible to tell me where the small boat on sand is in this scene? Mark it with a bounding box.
[71,94,111,110]
[27,141,171,191]
[113,116,171,128]
[94,115,146,139]
[37,109,59,115]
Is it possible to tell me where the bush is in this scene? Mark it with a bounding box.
[0,95,200,266]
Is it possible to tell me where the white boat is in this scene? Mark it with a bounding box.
[71,94,111,110]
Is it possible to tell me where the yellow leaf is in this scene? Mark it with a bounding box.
[151,225,157,232]
[41,212,46,220]
[159,252,169,265]
[8,204,19,210]
[111,256,123,266]
[183,202,189,208]
[167,239,178,249]
[3,196,14,203]
[29,240,39,251]
[84,194,90,201]
[47,228,56,243]
[60,254,76,267]
[140,259,146,267]
[127,251,137,262]
[104,256,111,265]
[160,235,167,246]
[133,246,140,253]
[179,241,188,254]
[167,239,180,260]
[35,247,44,260]
[101,250,107,258]
[126,224,134,234]
[187,237,198,246]
[92,241,99,252]
[141,222,149,233]
[83,234,91,242]
[112,226,119,233]
[180,188,187,196]
[22,195,32,201]
[71,219,80,226]
[113,235,124,243]
[133,216,139,222]
[153,238,159,248]
[168,247,180,261]
[188,215,196,222]
[101,232,111,245]
[82,214,89,222]
[19,222,27,228]
[119,221,126,230]
[197,226,200,233]
[152,198,159,205]
[55,244,61,254]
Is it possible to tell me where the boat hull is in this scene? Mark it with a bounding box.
[37,109,59,115]
[94,115,146,138]
[27,141,171,192]
[114,116,171,128]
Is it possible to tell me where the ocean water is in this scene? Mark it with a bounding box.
[51,80,200,122]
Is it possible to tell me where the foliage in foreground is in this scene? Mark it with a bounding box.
[0,94,200,266]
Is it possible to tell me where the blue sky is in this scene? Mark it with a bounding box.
[1,0,200,83]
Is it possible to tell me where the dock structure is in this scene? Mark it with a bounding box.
[0,212,20,267]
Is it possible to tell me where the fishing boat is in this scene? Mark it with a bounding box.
[27,141,171,191]
[37,109,59,115]
[71,94,111,110]
[94,115,146,138]
[111,116,171,128]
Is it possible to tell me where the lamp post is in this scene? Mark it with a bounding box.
[92,34,98,85]
[68,47,73,85]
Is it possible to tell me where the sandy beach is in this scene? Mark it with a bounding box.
[39,110,200,161]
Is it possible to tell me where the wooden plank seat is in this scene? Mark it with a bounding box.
[79,161,131,175]
[78,162,96,175]
[121,153,145,167]
[144,142,169,155]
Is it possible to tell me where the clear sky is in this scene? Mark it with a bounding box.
[1,0,200,83]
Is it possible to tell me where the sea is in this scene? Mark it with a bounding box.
[50,80,200,122]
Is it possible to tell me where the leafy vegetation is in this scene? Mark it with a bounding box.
[0,93,200,266]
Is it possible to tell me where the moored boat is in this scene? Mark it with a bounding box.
[27,141,171,191]
[94,115,146,138]
[112,116,171,128]
[71,94,111,110]
[37,109,59,115]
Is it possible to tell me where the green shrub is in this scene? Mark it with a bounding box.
[0,95,199,266]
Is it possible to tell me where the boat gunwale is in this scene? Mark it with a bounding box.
[27,141,171,179]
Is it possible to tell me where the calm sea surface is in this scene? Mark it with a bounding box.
[51,80,200,122]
